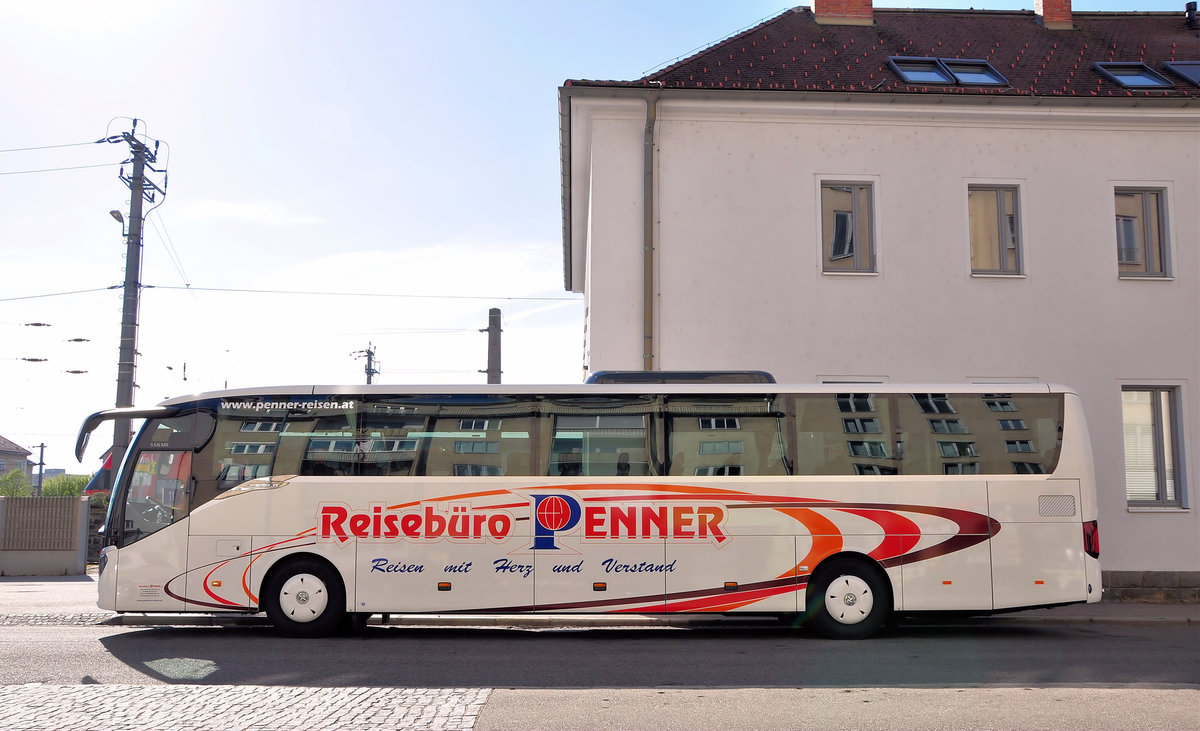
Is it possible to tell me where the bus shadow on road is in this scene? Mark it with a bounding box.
[99,620,1115,689]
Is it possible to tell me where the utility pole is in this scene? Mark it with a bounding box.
[480,308,502,384]
[352,344,379,384]
[33,443,45,497]
[99,120,166,466]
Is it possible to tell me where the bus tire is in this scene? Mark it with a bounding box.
[263,557,346,637]
[805,556,890,640]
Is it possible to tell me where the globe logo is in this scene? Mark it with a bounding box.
[531,493,582,549]
[536,495,573,531]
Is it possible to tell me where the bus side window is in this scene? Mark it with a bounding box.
[546,399,654,477]
[793,394,895,476]
[207,406,288,494]
[665,398,788,476]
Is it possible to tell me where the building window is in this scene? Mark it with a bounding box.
[230,443,276,455]
[998,419,1027,431]
[938,441,978,458]
[944,60,1008,85]
[889,56,1008,86]
[849,440,889,458]
[460,419,498,431]
[1163,61,1200,87]
[821,183,875,273]
[889,57,954,83]
[836,393,875,413]
[695,465,744,476]
[699,417,740,430]
[914,394,955,414]
[1094,62,1174,88]
[944,463,979,475]
[843,417,881,434]
[1115,189,1169,277]
[698,441,744,455]
[454,464,503,476]
[983,395,1017,412]
[855,464,898,475]
[930,418,968,434]
[1006,440,1036,453]
[454,441,498,454]
[1122,387,1183,506]
[1013,462,1046,474]
[969,186,1021,274]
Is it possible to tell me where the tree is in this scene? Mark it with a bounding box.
[0,470,33,497]
[41,474,90,497]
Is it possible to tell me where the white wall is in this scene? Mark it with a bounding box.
[568,93,1199,572]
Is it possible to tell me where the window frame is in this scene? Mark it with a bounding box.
[1163,61,1200,87]
[968,184,1023,275]
[843,417,882,434]
[1094,62,1174,89]
[820,182,876,274]
[930,418,968,434]
[1114,187,1170,278]
[914,393,956,414]
[848,440,889,459]
[836,393,875,413]
[888,56,1008,86]
[1121,386,1187,508]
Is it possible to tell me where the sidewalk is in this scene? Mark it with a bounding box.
[1,569,1196,628]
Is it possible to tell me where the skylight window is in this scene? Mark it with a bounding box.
[1163,61,1200,87]
[888,57,1008,87]
[1094,62,1174,89]
[890,58,954,84]
[944,60,1007,86]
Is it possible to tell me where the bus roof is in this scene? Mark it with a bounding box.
[155,381,1076,407]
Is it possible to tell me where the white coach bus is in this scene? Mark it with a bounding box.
[76,377,1101,638]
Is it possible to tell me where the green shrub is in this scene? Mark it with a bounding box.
[0,470,32,497]
[41,474,90,497]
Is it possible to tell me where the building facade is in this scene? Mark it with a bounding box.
[559,1,1199,592]
[0,435,32,480]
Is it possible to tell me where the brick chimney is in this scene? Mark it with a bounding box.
[813,0,873,26]
[1036,0,1073,29]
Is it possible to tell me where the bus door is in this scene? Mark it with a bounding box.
[662,398,797,613]
[536,403,666,611]
[107,412,218,612]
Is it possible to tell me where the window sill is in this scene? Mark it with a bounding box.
[1126,506,1189,513]
[971,272,1027,279]
[822,270,880,276]
[1118,275,1175,281]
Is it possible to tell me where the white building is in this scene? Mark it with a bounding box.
[559,0,1199,596]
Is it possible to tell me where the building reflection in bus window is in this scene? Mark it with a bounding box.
[666,397,788,476]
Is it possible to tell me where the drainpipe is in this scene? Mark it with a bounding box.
[642,84,661,371]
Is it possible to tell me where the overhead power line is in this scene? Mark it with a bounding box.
[0,284,581,304]
[0,162,121,176]
[0,286,118,303]
[0,140,101,153]
[148,285,580,302]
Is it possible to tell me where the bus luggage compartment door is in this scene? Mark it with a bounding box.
[987,479,1087,609]
[184,535,253,611]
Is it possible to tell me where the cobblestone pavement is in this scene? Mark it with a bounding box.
[0,613,115,626]
[1,685,490,731]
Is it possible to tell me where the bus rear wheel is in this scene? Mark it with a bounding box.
[805,556,890,640]
[263,557,346,637]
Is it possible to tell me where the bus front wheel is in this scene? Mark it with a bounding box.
[263,557,346,637]
[805,557,890,640]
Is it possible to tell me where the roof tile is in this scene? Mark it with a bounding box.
[567,8,1200,98]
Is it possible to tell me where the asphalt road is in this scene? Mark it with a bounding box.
[3,622,1196,729]
[4,621,1197,687]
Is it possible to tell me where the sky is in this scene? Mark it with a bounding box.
[0,0,1168,473]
